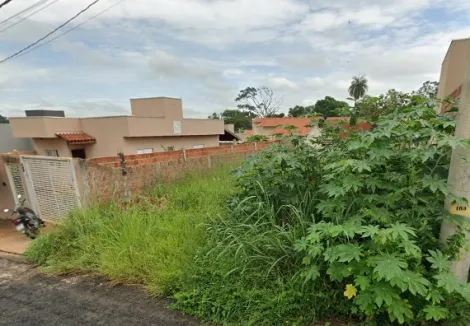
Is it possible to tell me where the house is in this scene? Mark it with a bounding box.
[219,124,243,144]
[437,37,470,113]
[9,97,224,158]
[252,117,351,140]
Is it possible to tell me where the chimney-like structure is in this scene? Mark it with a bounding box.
[130,97,183,120]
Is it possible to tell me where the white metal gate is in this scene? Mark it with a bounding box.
[20,155,81,222]
[5,162,26,205]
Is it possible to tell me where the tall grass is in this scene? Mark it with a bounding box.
[26,167,236,294]
[172,188,347,326]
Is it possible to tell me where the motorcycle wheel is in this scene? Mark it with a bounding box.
[25,227,40,240]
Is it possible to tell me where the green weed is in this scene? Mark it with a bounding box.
[26,167,236,295]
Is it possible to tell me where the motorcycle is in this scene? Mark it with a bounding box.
[3,194,45,239]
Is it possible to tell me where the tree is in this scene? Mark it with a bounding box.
[0,114,8,123]
[288,105,314,117]
[414,81,439,99]
[208,109,255,131]
[348,76,368,108]
[235,86,283,118]
[357,89,408,122]
[221,109,256,131]
[208,112,220,119]
[314,96,350,118]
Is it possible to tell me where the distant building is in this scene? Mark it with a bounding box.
[252,117,351,140]
[9,97,224,159]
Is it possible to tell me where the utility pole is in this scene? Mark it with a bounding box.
[440,46,470,281]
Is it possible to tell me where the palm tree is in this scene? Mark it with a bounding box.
[348,75,368,108]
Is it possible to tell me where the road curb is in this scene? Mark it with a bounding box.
[0,251,27,263]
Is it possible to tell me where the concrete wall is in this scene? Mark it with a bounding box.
[32,138,71,157]
[0,157,15,218]
[438,38,470,98]
[0,124,33,153]
[123,135,219,153]
[130,97,183,120]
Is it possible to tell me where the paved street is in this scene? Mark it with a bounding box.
[0,256,202,326]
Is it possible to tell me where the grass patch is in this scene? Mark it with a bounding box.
[26,167,236,295]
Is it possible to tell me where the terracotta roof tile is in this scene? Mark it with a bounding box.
[441,84,462,113]
[253,117,351,136]
[56,132,96,143]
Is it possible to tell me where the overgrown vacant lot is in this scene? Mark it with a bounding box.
[26,167,236,295]
[27,103,470,326]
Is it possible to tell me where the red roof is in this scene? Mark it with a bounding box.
[253,117,350,136]
[56,132,96,144]
[441,84,462,113]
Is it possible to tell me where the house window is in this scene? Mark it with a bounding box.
[192,144,204,149]
[45,149,59,157]
[167,146,175,151]
[136,148,153,154]
[71,149,86,159]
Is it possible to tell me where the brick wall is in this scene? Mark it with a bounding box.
[83,142,277,203]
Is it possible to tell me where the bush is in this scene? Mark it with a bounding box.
[26,167,236,295]
[174,104,470,325]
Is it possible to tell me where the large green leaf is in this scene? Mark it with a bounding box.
[401,270,430,296]
[387,298,414,324]
[434,272,464,294]
[427,250,451,272]
[326,262,352,281]
[329,244,363,263]
[388,223,417,241]
[370,254,408,281]
[423,305,448,321]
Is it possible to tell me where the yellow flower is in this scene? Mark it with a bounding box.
[344,284,357,299]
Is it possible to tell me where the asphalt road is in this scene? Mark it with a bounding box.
[0,255,202,326]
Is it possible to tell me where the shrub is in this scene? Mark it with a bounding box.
[246,134,269,143]
[174,104,470,325]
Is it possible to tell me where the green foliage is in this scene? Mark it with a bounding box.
[314,96,351,118]
[349,75,368,103]
[209,109,257,131]
[26,167,237,295]
[245,134,269,143]
[174,102,470,325]
[288,105,314,117]
[0,114,8,123]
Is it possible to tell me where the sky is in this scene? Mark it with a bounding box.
[0,0,469,119]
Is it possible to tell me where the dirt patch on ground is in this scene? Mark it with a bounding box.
[0,256,202,326]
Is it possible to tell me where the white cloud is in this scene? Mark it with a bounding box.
[0,0,469,119]
[266,77,298,90]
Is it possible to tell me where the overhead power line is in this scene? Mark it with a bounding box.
[0,0,13,10]
[0,0,48,26]
[0,0,61,34]
[0,0,101,64]
[9,0,127,60]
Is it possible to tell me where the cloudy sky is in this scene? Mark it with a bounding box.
[0,0,469,118]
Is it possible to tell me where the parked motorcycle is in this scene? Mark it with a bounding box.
[3,195,45,239]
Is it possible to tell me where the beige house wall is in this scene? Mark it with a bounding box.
[438,38,470,98]
[9,97,224,159]
[80,117,129,158]
[0,161,14,218]
[32,138,71,157]
[130,97,183,120]
[124,135,219,153]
